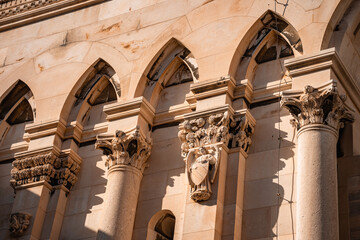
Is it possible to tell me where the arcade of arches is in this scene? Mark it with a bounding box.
[0,0,359,239]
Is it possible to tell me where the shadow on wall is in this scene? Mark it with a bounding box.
[59,145,107,239]
[242,106,296,240]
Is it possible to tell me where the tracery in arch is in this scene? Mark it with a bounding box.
[139,38,198,115]
[234,11,303,103]
[63,59,120,142]
[0,80,35,153]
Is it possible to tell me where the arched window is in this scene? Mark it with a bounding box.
[0,80,34,149]
[146,210,175,240]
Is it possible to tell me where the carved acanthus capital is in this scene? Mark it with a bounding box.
[95,127,152,172]
[178,111,230,157]
[9,212,31,236]
[10,152,80,190]
[178,110,255,156]
[281,82,354,130]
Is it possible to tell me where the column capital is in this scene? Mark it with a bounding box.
[178,107,255,201]
[95,126,152,173]
[178,107,255,157]
[10,149,81,191]
[281,81,354,131]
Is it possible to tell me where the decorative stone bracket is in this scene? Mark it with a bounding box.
[178,108,255,201]
[95,126,152,173]
[10,152,81,190]
[178,110,255,157]
[9,212,31,236]
[281,80,354,130]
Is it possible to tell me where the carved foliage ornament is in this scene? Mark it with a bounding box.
[281,84,354,130]
[95,127,152,172]
[178,111,254,201]
[178,111,254,157]
[10,152,80,190]
[9,212,31,236]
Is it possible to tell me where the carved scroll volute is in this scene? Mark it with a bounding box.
[281,83,354,130]
[95,127,152,172]
[9,212,31,236]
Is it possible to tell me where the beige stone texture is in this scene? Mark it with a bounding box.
[0,0,359,239]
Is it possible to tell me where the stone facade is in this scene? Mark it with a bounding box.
[0,0,359,239]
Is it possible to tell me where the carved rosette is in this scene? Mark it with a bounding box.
[10,152,80,190]
[95,127,152,173]
[9,212,31,236]
[281,83,354,130]
[178,111,255,201]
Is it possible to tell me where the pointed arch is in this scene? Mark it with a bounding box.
[0,80,35,125]
[229,10,303,79]
[0,80,35,149]
[321,0,358,50]
[59,59,120,142]
[134,38,199,108]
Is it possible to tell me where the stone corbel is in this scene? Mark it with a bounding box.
[95,126,152,173]
[281,80,354,130]
[9,212,31,236]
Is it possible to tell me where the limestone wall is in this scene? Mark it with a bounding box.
[0,0,359,240]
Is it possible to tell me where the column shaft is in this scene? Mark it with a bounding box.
[296,124,339,240]
[97,165,142,240]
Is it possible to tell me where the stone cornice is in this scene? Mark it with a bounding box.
[281,80,354,130]
[104,97,155,124]
[186,76,236,104]
[24,119,66,141]
[0,0,107,32]
[95,127,152,172]
[284,47,360,112]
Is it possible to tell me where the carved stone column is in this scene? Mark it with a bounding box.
[281,81,353,240]
[96,127,152,240]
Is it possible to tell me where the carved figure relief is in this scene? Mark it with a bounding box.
[9,212,31,236]
[95,127,152,172]
[178,111,255,202]
[185,146,220,202]
[281,83,354,130]
[10,153,80,190]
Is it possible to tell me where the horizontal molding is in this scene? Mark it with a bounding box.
[24,118,66,141]
[285,47,360,112]
[0,0,107,32]
[104,97,155,124]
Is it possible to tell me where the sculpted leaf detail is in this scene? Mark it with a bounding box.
[95,127,152,172]
[281,83,354,130]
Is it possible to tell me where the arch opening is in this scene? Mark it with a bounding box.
[139,38,198,114]
[146,210,175,240]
